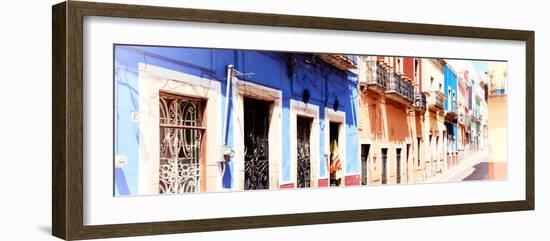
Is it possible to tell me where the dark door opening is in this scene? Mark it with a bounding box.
[381,148,388,184]
[417,138,421,166]
[406,144,410,183]
[329,122,342,186]
[436,135,440,173]
[244,98,271,190]
[297,116,312,188]
[361,144,371,185]
[436,135,440,158]
[396,148,402,184]
[429,134,433,162]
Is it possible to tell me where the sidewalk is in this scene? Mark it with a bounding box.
[423,150,489,183]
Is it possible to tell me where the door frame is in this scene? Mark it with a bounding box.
[289,99,319,188]
[359,142,372,185]
[324,107,346,186]
[233,79,282,190]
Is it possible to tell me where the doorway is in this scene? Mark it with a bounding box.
[417,138,421,166]
[396,148,402,184]
[381,148,388,184]
[243,98,271,190]
[361,144,371,185]
[296,116,313,188]
[329,122,342,186]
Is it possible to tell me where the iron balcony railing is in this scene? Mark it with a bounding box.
[490,88,506,95]
[447,100,458,114]
[428,91,446,110]
[386,73,414,102]
[489,81,506,96]
[414,92,427,109]
[363,60,388,88]
[459,114,470,126]
[436,94,445,109]
[470,109,481,122]
[452,100,459,113]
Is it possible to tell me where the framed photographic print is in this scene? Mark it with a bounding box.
[52,1,534,240]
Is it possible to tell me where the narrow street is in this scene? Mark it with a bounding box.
[424,150,507,183]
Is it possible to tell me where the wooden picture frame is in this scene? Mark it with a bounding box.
[52,1,534,240]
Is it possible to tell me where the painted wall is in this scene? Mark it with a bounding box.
[114,45,359,195]
[402,57,415,81]
[288,54,360,186]
[487,62,507,163]
[488,62,507,94]
[444,65,458,112]
[421,59,446,176]
[422,59,444,93]
[357,56,418,184]
[357,93,384,184]
[488,97,507,162]
[444,65,458,152]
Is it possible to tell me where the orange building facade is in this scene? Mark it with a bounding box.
[357,56,427,185]
[356,55,457,185]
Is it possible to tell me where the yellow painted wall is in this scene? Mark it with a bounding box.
[488,96,507,163]
[488,62,507,163]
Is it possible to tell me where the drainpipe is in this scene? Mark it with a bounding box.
[218,64,234,190]
[223,64,234,143]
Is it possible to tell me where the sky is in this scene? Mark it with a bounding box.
[471,60,489,75]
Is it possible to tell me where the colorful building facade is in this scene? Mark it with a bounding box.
[422,58,446,177]
[487,62,507,163]
[114,45,500,196]
[357,56,420,185]
[446,60,491,163]
[114,46,360,196]
[444,65,459,169]
[456,69,472,157]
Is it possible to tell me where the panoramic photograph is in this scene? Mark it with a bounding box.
[113,45,508,196]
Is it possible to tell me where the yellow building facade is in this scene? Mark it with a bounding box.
[487,62,508,163]
[421,58,447,178]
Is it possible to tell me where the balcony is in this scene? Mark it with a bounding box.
[489,81,506,97]
[427,91,446,111]
[470,109,480,123]
[385,72,414,105]
[452,101,459,113]
[489,88,506,96]
[459,114,470,126]
[445,100,459,119]
[414,92,427,111]
[480,114,487,125]
[317,54,357,71]
[361,60,388,94]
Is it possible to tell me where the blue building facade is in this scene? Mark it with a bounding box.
[114,45,360,195]
[443,65,458,164]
